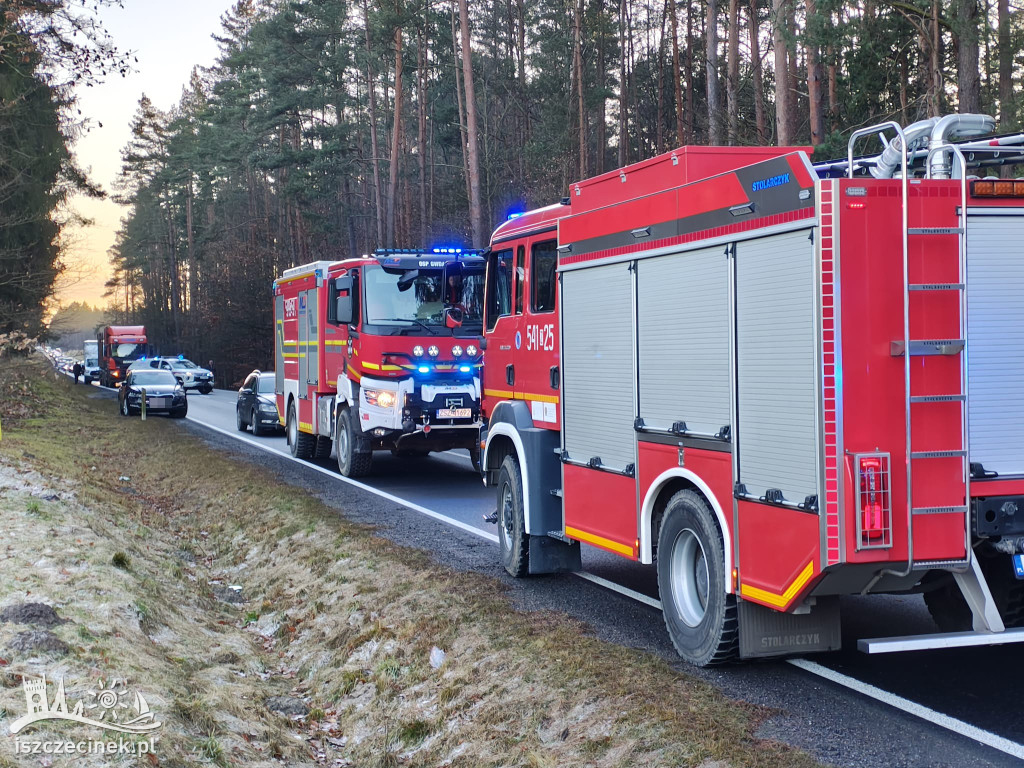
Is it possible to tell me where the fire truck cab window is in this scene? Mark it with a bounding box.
[515,246,525,315]
[486,248,514,331]
[531,240,557,313]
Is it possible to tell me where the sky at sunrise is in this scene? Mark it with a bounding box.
[59,0,238,309]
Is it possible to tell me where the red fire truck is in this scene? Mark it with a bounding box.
[481,114,1024,664]
[98,325,151,388]
[274,249,485,476]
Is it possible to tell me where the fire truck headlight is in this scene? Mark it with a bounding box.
[413,345,424,357]
[452,345,463,357]
[466,345,478,357]
[376,390,397,409]
[428,345,440,357]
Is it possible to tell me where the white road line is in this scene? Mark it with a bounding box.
[185,416,499,545]
[789,659,1024,760]
[574,571,662,610]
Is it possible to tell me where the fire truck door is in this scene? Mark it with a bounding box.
[518,239,560,426]
[306,289,319,387]
[484,247,517,403]
[275,295,284,395]
[298,290,309,393]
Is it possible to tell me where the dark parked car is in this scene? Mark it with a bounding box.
[236,371,280,436]
[118,369,188,418]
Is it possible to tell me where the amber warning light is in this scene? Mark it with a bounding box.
[971,179,1024,198]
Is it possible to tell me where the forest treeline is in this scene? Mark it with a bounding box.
[100,0,1024,379]
[0,1,128,341]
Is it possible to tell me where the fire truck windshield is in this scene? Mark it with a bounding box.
[363,264,483,333]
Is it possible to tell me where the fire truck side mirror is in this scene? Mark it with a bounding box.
[333,275,354,325]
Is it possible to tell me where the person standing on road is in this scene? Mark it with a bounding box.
[207,360,216,389]
[72,362,83,384]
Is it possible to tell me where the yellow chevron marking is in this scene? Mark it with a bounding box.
[740,561,815,609]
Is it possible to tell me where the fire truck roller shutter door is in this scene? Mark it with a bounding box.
[966,213,1024,475]
[561,263,637,472]
[637,245,731,435]
[735,229,819,504]
[299,290,309,389]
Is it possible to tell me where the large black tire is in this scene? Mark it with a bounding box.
[924,553,1024,632]
[497,455,529,578]
[170,403,187,419]
[335,408,372,477]
[656,489,738,666]
[250,408,265,436]
[287,401,316,460]
[199,384,213,394]
[236,406,248,432]
[314,435,332,460]
[120,397,131,417]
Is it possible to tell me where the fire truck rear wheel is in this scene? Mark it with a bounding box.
[497,455,529,578]
[336,408,372,477]
[656,490,738,666]
[314,435,332,460]
[287,401,316,460]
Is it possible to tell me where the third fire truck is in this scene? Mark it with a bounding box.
[481,113,1024,664]
[275,249,485,476]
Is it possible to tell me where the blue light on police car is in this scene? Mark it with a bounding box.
[418,365,430,374]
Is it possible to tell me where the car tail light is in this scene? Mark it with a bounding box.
[856,453,891,549]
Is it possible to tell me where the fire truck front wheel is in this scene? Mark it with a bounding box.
[287,401,316,460]
[497,455,529,578]
[657,490,738,666]
[336,408,372,477]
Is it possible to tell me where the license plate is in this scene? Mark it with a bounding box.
[437,408,472,419]
[148,397,168,408]
[1014,554,1024,580]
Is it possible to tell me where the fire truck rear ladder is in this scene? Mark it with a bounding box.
[857,140,1024,652]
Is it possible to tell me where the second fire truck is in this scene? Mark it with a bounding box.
[274,249,485,476]
[481,115,1024,665]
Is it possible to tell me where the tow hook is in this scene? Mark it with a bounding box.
[483,510,498,525]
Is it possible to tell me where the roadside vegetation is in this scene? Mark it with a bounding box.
[0,356,824,767]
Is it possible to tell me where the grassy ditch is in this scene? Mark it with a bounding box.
[0,356,824,768]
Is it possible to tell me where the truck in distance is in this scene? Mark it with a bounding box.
[97,326,151,388]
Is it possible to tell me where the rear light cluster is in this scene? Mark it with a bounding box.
[971,179,1024,198]
[856,453,892,550]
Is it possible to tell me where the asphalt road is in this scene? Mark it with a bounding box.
[88,379,1024,767]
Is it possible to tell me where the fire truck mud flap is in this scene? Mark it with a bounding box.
[737,597,841,659]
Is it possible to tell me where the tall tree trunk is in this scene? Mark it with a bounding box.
[685,0,694,141]
[750,0,766,142]
[998,0,1012,125]
[657,0,667,152]
[386,7,403,248]
[417,24,428,244]
[707,0,722,143]
[364,0,384,245]
[956,0,981,113]
[805,0,824,145]
[618,0,628,166]
[596,0,607,172]
[671,0,686,144]
[827,36,838,130]
[929,0,942,116]
[451,11,471,209]
[574,0,587,178]
[772,0,792,143]
[726,0,739,144]
[458,0,485,247]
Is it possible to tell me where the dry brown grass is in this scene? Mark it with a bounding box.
[0,356,827,768]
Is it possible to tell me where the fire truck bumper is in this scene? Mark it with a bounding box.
[357,376,481,449]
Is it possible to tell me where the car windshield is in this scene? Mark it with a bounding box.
[257,375,275,394]
[132,371,177,386]
[85,358,98,367]
[363,264,483,331]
